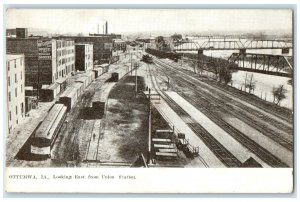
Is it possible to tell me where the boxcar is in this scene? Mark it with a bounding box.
[96,63,109,74]
[31,104,67,157]
[92,68,103,78]
[75,76,89,89]
[92,83,115,117]
[84,71,95,84]
[56,77,67,92]
[59,87,78,111]
[73,82,84,96]
[111,72,119,82]
[40,83,61,102]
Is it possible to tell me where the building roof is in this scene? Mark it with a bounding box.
[6,54,24,61]
[75,43,93,46]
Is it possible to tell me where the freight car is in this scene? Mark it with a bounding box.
[141,54,153,64]
[39,83,61,102]
[145,48,180,62]
[83,71,95,84]
[73,82,84,96]
[75,76,89,89]
[56,77,67,92]
[97,63,109,73]
[92,83,115,118]
[30,104,67,157]
[59,87,78,111]
[110,72,119,82]
[92,68,103,78]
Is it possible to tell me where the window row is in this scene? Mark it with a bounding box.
[8,102,24,121]
[7,58,23,71]
[8,71,23,86]
[8,85,24,102]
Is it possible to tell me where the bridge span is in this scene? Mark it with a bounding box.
[173,39,292,52]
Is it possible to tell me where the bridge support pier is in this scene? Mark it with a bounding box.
[239,49,246,54]
[197,49,203,70]
[282,48,290,54]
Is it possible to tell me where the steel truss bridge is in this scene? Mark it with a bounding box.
[190,35,292,41]
[173,40,293,51]
[227,53,293,77]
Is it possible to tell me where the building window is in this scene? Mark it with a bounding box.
[16,105,18,115]
[15,88,17,97]
[8,77,10,86]
[9,111,11,121]
[8,92,11,102]
[20,58,23,66]
[20,71,22,80]
[15,73,17,83]
[21,84,23,93]
[21,102,24,114]
[7,62,10,71]
[14,60,16,68]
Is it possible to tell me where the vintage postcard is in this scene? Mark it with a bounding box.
[4,8,294,193]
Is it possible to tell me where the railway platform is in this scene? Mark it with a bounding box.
[165,91,270,168]
[147,92,225,168]
[6,101,55,167]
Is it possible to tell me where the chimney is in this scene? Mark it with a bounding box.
[105,21,108,35]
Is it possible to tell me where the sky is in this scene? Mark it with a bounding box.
[6,9,293,36]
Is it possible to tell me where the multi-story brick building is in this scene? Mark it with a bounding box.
[6,54,26,133]
[113,39,127,51]
[6,37,75,88]
[75,43,93,71]
[56,39,76,77]
[55,35,117,65]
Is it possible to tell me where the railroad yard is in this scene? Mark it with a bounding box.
[6,47,293,168]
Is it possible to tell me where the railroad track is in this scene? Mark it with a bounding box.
[178,67,293,135]
[153,59,289,167]
[154,59,293,151]
[148,63,242,167]
[176,63,293,125]
[161,59,293,128]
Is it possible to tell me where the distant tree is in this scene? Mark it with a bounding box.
[245,74,256,93]
[272,85,287,105]
[171,33,182,41]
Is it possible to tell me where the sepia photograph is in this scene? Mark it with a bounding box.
[4,7,294,193]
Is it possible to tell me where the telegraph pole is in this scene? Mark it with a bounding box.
[147,88,151,164]
[130,53,133,75]
[135,62,138,97]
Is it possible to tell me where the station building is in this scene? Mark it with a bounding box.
[75,43,93,71]
[6,54,26,133]
[6,37,75,88]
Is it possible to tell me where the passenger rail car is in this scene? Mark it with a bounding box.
[31,104,67,157]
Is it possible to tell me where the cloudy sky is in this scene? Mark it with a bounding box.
[6,9,292,35]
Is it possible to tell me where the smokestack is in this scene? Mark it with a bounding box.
[105,21,108,35]
[97,24,99,34]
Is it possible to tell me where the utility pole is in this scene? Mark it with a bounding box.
[244,73,248,92]
[130,53,133,75]
[135,62,139,97]
[147,88,151,164]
